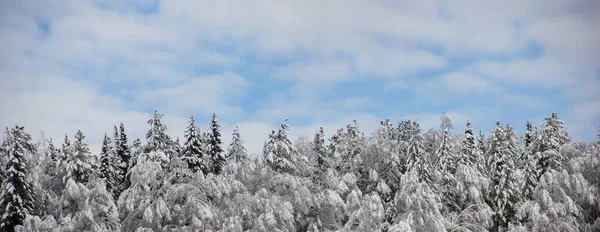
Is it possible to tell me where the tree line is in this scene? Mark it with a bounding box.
[1,111,599,231]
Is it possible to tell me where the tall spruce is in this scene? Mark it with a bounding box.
[531,112,569,177]
[182,115,206,173]
[487,121,520,231]
[145,110,174,170]
[0,126,36,232]
[64,130,95,183]
[227,126,248,163]
[99,133,120,198]
[117,122,130,185]
[406,123,434,185]
[313,127,328,183]
[207,113,225,174]
[264,119,298,173]
[459,120,476,167]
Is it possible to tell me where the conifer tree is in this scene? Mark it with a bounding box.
[531,112,569,177]
[487,121,520,230]
[99,133,121,198]
[207,113,225,174]
[505,123,518,164]
[117,122,130,184]
[145,110,174,170]
[459,120,476,167]
[524,121,533,150]
[0,126,36,232]
[313,127,328,183]
[128,138,142,174]
[264,119,298,173]
[64,130,95,183]
[182,115,206,173]
[227,126,247,162]
[406,123,434,185]
[476,131,487,174]
[437,130,456,174]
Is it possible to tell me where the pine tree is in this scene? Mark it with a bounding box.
[459,120,476,167]
[406,123,434,185]
[227,126,247,162]
[532,112,569,177]
[313,127,328,176]
[487,121,520,230]
[99,133,121,198]
[207,113,225,174]
[0,126,36,232]
[182,115,207,173]
[117,122,130,186]
[264,119,298,173]
[524,121,533,150]
[65,130,95,183]
[145,110,175,170]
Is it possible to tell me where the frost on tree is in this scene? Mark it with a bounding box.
[405,123,434,186]
[182,115,207,174]
[145,110,176,170]
[226,125,248,163]
[64,130,95,184]
[459,120,477,167]
[99,133,121,198]
[529,112,570,178]
[312,127,329,184]
[207,113,225,174]
[264,119,299,174]
[486,121,520,231]
[0,126,36,232]
[116,122,131,190]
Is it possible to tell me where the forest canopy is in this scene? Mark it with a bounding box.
[1,111,599,231]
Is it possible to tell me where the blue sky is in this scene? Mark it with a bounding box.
[0,0,599,154]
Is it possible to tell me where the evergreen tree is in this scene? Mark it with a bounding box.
[487,121,520,230]
[128,138,142,174]
[406,123,434,185]
[531,112,569,177]
[436,130,456,174]
[99,133,121,198]
[145,110,175,170]
[0,126,36,232]
[459,120,476,167]
[227,126,247,162]
[505,123,518,164]
[182,115,207,173]
[117,122,130,185]
[524,121,533,150]
[64,130,95,183]
[312,127,328,183]
[476,131,487,174]
[207,113,225,174]
[264,119,298,173]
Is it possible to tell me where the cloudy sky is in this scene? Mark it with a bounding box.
[1,0,599,154]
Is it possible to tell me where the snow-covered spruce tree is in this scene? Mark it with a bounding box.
[64,130,95,184]
[328,128,346,172]
[436,129,461,214]
[341,119,364,174]
[0,126,36,232]
[0,127,10,183]
[264,119,298,174]
[406,123,434,186]
[145,110,175,170]
[312,127,328,182]
[506,123,519,164]
[476,131,487,175]
[117,122,131,188]
[524,121,534,152]
[207,113,225,174]
[227,126,248,163]
[392,171,447,231]
[129,138,142,170]
[530,112,570,178]
[487,121,520,230]
[459,120,477,167]
[521,121,540,201]
[99,133,121,198]
[182,115,207,174]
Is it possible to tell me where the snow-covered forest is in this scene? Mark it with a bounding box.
[1,111,599,232]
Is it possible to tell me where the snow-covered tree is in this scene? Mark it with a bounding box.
[207,113,225,174]
[459,120,477,167]
[312,127,328,179]
[487,121,520,230]
[145,110,175,170]
[264,119,298,174]
[117,122,131,187]
[530,112,570,177]
[227,126,247,163]
[182,115,207,174]
[64,130,95,184]
[0,126,36,232]
[406,124,434,186]
[99,133,121,198]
